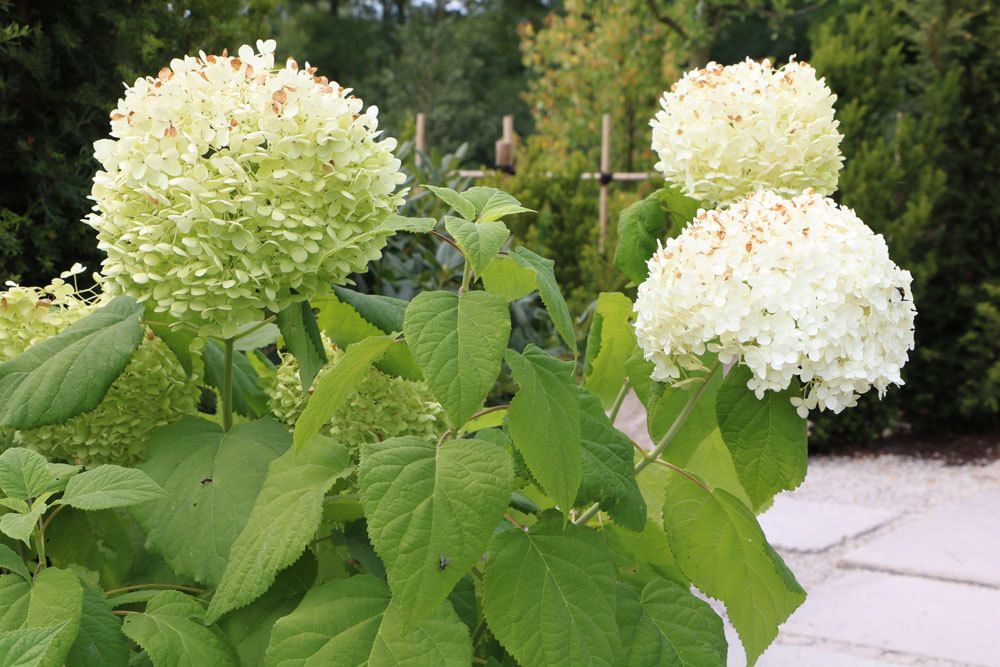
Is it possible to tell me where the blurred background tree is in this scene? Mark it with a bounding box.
[1,0,997,447]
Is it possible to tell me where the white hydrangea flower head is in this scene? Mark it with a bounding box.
[651,57,844,206]
[269,334,444,451]
[1,276,201,465]
[86,39,407,338]
[634,189,916,416]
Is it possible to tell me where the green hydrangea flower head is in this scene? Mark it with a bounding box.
[269,335,444,449]
[85,39,407,338]
[1,272,201,465]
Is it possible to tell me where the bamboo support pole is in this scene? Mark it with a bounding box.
[415,112,426,167]
[597,113,612,253]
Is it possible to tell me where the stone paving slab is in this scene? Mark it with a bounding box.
[783,570,1000,666]
[613,390,653,449]
[759,495,899,553]
[841,489,1000,587]
[724,624,913,667]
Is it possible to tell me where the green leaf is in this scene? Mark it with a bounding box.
[203,340,270,418]
[616,580,727,667]
[404,291,510,428]
[0,296,143,429]
[647,370,752,508]
[146,318,197,377]
[510,247,577,353]
[614,186,699,285]
[330,287,408,334]
[483,512,621,666]
[602,521,686,589]
[662,470,805,665]
[25,567,85,667]
[46,509,134,589]
[122,591,238,667]
[444,216,510,274]
[577,387,645,530]
[0,544,29,581]
[425,185,476,220]
[460,407,507,433]
[133,417,289,586]
[43,463,82,494]
[317,294,420,380]
[0,502,45,544]
[264,574,471,666]
[206,436,351,623]
[276,301,327,392]
[480,255,538,302]
[292,336,396,451]
[505,345,581,511]
[448,576,477,633]
[382,213,437,234]
[358,436,513,625]
[0,624,69,667]
[234,323,280,352]
[584,293,637,408]
[66,582,129,667]
[60,465,164,510]
[0,448,51,500]
[716,365,808,511]
[462,186,533,223]
[219,554,317,667]
[0,497,29,512]
[0,574,30,631]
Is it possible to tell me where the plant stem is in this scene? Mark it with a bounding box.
[222,337,235,431]
[608,379,631,423]
[459,261,473,294]
[39,503,66,533]
[34,515,46,573]
[573,361,721,526]
[104,583,206,597]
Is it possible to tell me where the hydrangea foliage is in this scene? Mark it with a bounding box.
[86,39,406,338]
[651,58,844,206]
[1,274,200,465]
[269,335,443,450]
[634,189,916,415]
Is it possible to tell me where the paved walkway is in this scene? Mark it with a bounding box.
[614,392,1000,667]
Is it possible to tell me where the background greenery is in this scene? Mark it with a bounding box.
[1,0,997,447]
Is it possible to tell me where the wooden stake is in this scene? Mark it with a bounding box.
[495,115,515,172]
[415,112,426,168]
[598,113,612,253]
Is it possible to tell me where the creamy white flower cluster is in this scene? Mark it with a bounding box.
[651,58,843,206]
[86,39,406,338]
[634,190,916,415]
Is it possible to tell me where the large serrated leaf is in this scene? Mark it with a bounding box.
[0,448,51,500]
[133,418,289,586]
[0,574,30,631]
[505,345,581,512]
[462,187,533,223]
[264,575,471,666]
[425,185,476,221]
[662,470,805,666]
[404,291,510,428]
[46,509,134,589]
[358,436,512,626]
[60,465,164,510]
[716,365,808,511]
[317,293,420,380]
[26,567,84,667]
[510,247,577,353]
[1,502,46,544]
[205,436,350,623]
[444,216,510,275]
[0,296,143,429]
[219,554,317,667]
[275,301,327,392]
[0,544,30,581]
[293,336,396,450]
[330,287,408,334]
[584,292,637,408]
[0,623,68,667]
[577,387,645,530]
[483,512,621,666]
[480,255,538,303]
[122,591,238,666]
[602,521,687,589]
[66,582,129,667]
[616,580,727,667]
[614,186,699,285]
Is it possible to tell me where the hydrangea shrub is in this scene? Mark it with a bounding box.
[0,47,916,667]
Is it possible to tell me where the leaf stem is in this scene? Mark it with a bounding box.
[573,361,721,526]
[608,379,631,423]
[34,514,46,573]
[459,261,473,294]
[222,337,235,431]
[105,583,206,597]
[39,503,66,533]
